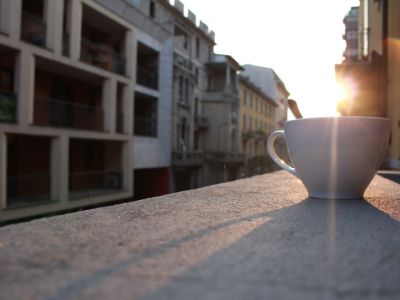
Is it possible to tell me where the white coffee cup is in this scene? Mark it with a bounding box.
[267,117,391,199]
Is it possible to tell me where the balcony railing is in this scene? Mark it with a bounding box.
[195,115,209,131]
[205,152,245,164]
[21,12,46,47]
[62,32,70,56]
[134,116,157,137]
[80,38,126,75]
[69,170,123,200]
[0,92,17,123]
[172,151,203,167]
[34,97,103,131]
[174,35,189,53]
[116,112,124,133]
[136,66,158,90]
[7,173,51,207]
[242,130,267,141]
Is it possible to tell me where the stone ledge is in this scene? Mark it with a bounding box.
[0,171,400,299]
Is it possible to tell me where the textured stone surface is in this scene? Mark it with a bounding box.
[0,171,399,300]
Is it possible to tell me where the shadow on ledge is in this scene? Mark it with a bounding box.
[141,197,400,300]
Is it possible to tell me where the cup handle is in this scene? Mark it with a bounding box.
[267,130,298,178]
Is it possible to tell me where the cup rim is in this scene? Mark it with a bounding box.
[285,116,390,124]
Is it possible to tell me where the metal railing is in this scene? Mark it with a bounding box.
[7,173,51,207]
[172,151,203,166]
[69,170,123,200]
[134,116,157,137]
[174,35,189,52]
[0,92,17,123]
[116,112,124,133]
[80,38,126,75]
[136,66,158,90]
[34,97,104,131]
[21,12,46,47]
[205,152,245,164]
[195,115,209,130]
[62,32,70,56]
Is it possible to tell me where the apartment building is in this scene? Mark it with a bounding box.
[239,75,277,177]
[343,6,360,61]
[242,64,289,129]
[158,0,215,192]
[200,54,245,184]
[0,0,138,222]
[335,0,400,168]
[106,0,174,199]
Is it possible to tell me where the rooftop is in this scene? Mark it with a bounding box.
[1,171,399,299]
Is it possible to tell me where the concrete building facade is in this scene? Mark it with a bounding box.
[201,54,244,184]
[0,0,139,222]
[160,0,215,192]
[0,0,290,221]
[106,0,174,199]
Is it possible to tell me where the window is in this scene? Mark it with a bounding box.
[249,93,253,108]
[195,36,200,59]
[194,67,199,84]
[134,92,158,137]
[149,1,156,19]
[178,76,183,103]
[243,115,247,130]
[243,90,247,106]
[184,78,189,103]
[174,26,189,50]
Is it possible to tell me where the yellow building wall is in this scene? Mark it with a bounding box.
[387,0,400,162]
[369,0,383,55]
[239,81,275,159]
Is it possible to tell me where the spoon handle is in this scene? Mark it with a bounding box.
[288,99,303,119]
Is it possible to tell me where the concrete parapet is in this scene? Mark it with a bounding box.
[187,10,196,24]
[174,0,184,13]
[1,171,400,299]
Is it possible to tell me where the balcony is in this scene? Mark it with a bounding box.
[34,98,103,131]
[1,172,399,298]
[136,43,159,90]
[116,112,124,134]
[62,32,69,56]
[80,38,126,75]
[0,92,17,123]
[69,170,123,200]
[241,130,254,140]
[134,116,157,137]
[136,66,158,90]
[194,115,209,131]
[172,151,203,167]
[174,35,188,53]
[205,152,245,164]
[242,130,266,141]
[21,12,46,47]
[5,134,52,208]
[7,173,51,207]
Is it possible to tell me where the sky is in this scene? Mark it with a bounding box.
[179,0,359,118]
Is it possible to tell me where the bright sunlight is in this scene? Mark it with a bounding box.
[180,0,360,118]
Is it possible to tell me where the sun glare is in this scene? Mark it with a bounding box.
[294,80,346,119]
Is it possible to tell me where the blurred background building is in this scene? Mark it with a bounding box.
[335,0,400,169]
[0,0,288,222]
[239,75,277,177]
